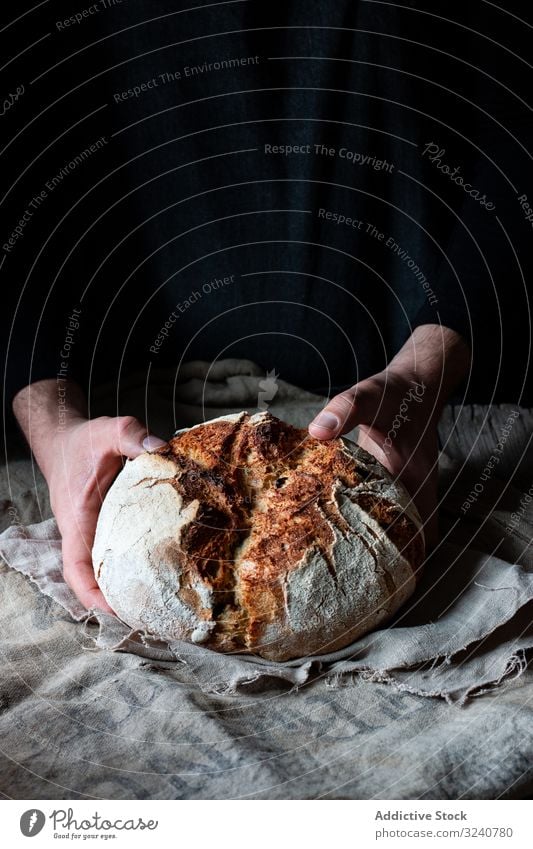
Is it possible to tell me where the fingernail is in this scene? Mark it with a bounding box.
[309,411,340,432]
[142,435,166,451]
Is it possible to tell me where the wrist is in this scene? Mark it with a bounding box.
[388,324,470,420]
[12,379,88,480]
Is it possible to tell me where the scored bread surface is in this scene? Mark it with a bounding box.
[93,411,425,661]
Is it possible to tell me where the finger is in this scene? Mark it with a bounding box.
[65,556,114,614]
[308,384,376,439]
[106,415,166,459]
[143,435,167,451]
[62,530,114,614]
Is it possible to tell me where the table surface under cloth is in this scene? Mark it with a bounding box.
[1,360,533,800]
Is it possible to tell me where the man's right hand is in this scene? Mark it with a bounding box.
[12,380,166,613]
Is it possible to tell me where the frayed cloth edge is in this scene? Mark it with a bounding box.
[324,651,530,706]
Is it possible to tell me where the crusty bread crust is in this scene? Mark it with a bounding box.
[93,411,425,660]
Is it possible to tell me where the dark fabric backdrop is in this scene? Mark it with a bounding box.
[2,0,531,431]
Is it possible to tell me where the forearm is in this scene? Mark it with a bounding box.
[12,378,87,479]
[387,324,471,421]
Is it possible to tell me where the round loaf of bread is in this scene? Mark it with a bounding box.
[92,411,425,661]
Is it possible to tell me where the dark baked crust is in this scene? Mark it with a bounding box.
[150,412,425,656]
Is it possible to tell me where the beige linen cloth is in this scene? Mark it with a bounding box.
[2,359,533,705]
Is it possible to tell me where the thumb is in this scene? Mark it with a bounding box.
[308,383,378,440]
[106,415,166,459]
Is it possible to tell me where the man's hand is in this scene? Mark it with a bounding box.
[13,379,165,612]
[308,325,471,549]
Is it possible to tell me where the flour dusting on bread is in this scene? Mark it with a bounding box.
[93,411,424,660]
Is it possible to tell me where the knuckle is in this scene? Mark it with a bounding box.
[61,563,75,586]
[63,557,88,579]
[116,415,142,436]
[330,392,355,416]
